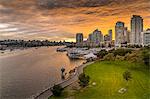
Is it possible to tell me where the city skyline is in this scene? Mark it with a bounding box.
[0,0,150,41]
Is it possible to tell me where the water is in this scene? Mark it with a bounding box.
[0,46,84,99]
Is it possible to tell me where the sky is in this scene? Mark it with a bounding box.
[0,0,150,41]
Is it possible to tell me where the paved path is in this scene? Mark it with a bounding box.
[33,62,94,99]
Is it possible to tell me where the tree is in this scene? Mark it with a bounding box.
[141,48,150,67]
[115,55,124,61]
[97,49,108,58]
[78,73,90,87]
[103,53,115,61]
[51,85,63,96]
[113,49,132,56]
[61,67,65,74]
[123,70,132,86]
[124,51,142,63]
[61,67,65,79]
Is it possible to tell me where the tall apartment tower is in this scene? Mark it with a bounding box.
[108,29,112,41]
[115,21,125,47]
[131,15,143,45]
[76,33,83,47]
[93,29,103,42]
[124,27,130,43]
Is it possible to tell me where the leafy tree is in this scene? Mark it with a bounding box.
[113,49,132,56]
[108,48,115,53]
[78,73,90,87]
[97,49,108,58]
[115,55,124,61]
[124,51,142,63]
[61,67,65,79]
[103,53,115,61]
[51,85,63,96]
[108,43,111,48]
[123,70,132,86]
[61,67,65,74]
[141,48,150,67]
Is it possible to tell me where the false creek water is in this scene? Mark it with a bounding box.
[0,46,84,99]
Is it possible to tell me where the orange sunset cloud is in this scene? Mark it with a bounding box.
[0,0,149,41]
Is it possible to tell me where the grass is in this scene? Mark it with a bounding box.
[51,61,150,99]
[74,61,150,99]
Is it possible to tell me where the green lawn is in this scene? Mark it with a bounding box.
[73,61,150,99]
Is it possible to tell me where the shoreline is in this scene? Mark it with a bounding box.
[32,61,94,99]
[0,46,84,99]
[0,47,35,58]
[0,46,57,58]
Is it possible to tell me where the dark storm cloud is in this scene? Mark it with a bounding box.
[0,0,142,9]
[0,6,14,14]
[37,0,139,9]
[0,0,150,41]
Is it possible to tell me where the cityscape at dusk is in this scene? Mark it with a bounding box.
[0,0,150,41]
[0,0,150,99]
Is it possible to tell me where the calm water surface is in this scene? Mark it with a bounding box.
[0,46,84,99]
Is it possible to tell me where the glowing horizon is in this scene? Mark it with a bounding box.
[0,0,149,41]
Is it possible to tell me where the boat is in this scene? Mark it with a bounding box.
[56,47,67,52]
[67,51,82,59]
[67,48,89,59]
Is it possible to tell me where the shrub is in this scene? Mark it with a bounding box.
[113,48,132,56]
[115,55,124,61]
[123,70,132,85]
[103,53,115,61]
[124,51,142,63]
[97,49,108,58]
[78,73,90,87]
[141,48,150,66]
[51,85,63,96]
[108,48,115,53]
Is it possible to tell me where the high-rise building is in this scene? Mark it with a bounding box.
[124,27,130,43]
[87,29,103,47]
[76,33,83,47]
[108,29,112,41]
[88,34,93,42]
[92,29,103,46]
[87,33,93,47]
[141,29,150,46]
[115,21,125,47]
[131,15,143,45]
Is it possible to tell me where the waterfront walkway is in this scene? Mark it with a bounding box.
[32,62,94,99]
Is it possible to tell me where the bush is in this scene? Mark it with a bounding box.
[108,48,115,53]
[97,49,108,58]
[141,48,150,66]
[51,85,63,96]
[113,49,132,56]
[124,51,142,63]
[103,53,115,61]
[78,73,90,87]
[123,70,132,82]
[115,55,124,61]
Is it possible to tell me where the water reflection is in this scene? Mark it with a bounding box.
[0,46,84,99]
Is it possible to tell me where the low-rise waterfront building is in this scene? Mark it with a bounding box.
[104,34,110,42]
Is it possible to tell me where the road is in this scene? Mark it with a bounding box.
[33,62,94,99]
